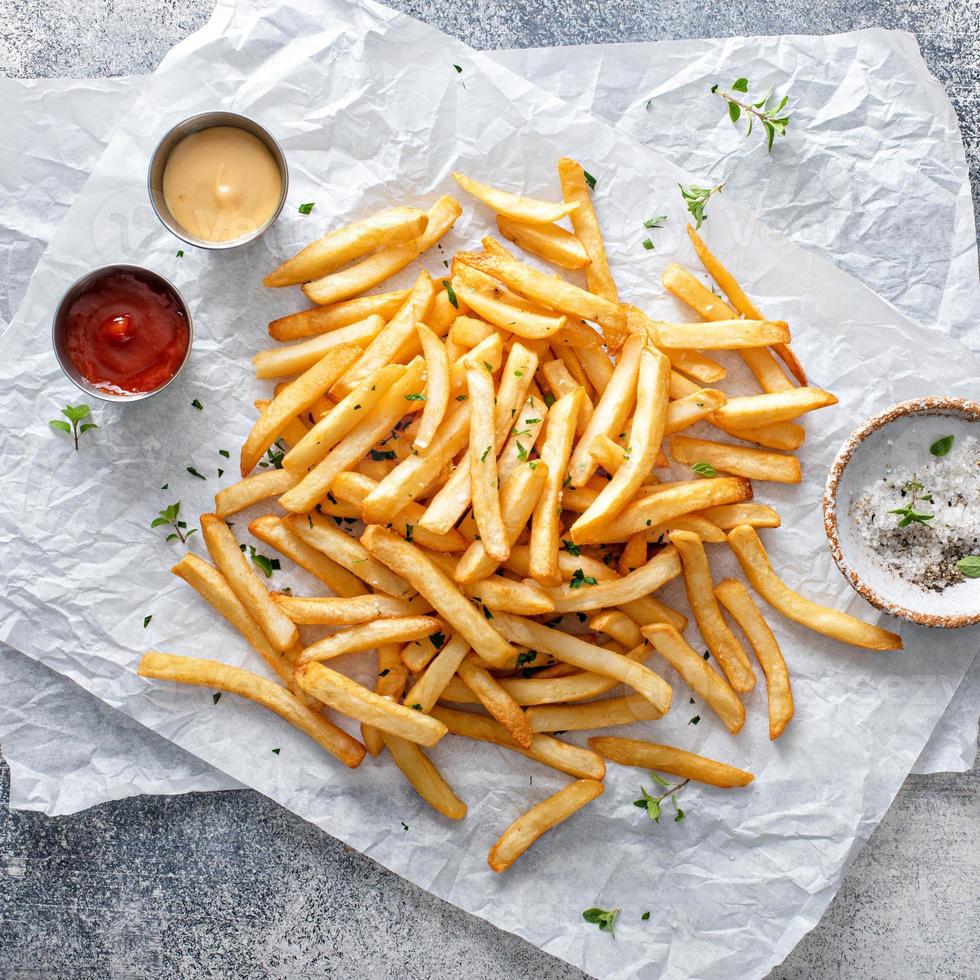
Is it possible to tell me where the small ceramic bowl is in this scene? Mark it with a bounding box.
[53,264,194,402]
[147,110,289,250]
[823,396,980,628]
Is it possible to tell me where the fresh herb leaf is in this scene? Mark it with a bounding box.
[218,449,230,458]
[455,394,469,401]
[429,631,447,650]
[271,747,281,754]
[405,392,426,401]
[956,556,980,578]
[930,435,954,457]
[582,906,618,935]
[480,445,491,463]
[49,403,97,451]
[583,170,597,191]
[712,78,791,151]
[691,461,718,477]
[191,398,203,411]
[442,279,458,309]
[176,249,184,258]
[634,776,690,824]
[641,911,651,921]
[679,182,725,230]
[212,692,222,704]
[689,715,701,725]
[151,501,196,544]
[642,238,655,250]
[298,202,315,215]
[142,615,153,629]
[569,568,598,589]
[369,449,397,461]
[516,650,537,668]
[562,539,581,557]
[643,215,667,229]
[411,703,422,711]
[453,64,463,74]
[405,523,414,542]
[186,466,206,480]
[888,478,934,527]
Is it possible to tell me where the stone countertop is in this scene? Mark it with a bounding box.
[1,1,978,977]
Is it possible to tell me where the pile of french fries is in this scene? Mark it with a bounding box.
[139,161,903,873]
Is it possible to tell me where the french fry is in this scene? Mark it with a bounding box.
[625,307,727,385]
[453,171,577,224]
[200,514,298,653]
[620,596,689,633]
[265,207,428,287]
[496,214,589,270]
[712,388,838,429]
[541,359,593,435]
[672,436,802,485]
[303,195,461,305]
[497,399,548,484]
[571,347,669,541]
[283,363,407,475]
[664,388,728,435]
[268,289,409,341]
[618,533,646,575]
[528,694,662,733]
[414,323,451,451]
[253,315,384,379]
[492,613,672,713]
[449,315,495,349]
[573,476,753,544]
[715,579,794,739]
[382,733,467,819]
[457,657,533,748]
[697,502,781,530]
[295,662,448,746]
[670,529,755,692]
[248,515,364,598]
[278,358,425,513]
[452,280,567,340]
[589,610,643,649]
[727,525,903,650]
[362,644,407,756]
[647,319,791,350]
[487,779,604,872]
[297,616,444,665]
[710,416,806,452]
[241,346,360,476]
[138,652,365,768]
[361,525,517,668]
[467,576,555,615]
[403,634,471,713]
[568,334,642,487]
[433,706,605,780]
[545,547,682,614]
[466,364,508,560]
[530,387,584,585]
[287,513,413,597]
[588,736,753,788]
[214,469,298,517]
[501,544,619,586]
[459,240,626,337]
[642,624,746,734]
[274,593,429,625]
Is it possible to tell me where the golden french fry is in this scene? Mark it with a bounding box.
[498,398,548,484]
[496,214,589,270]
[530,387,584,585]
[382,733,467,819]
[620,596,689,633]
[715,578,794,739]
[568,334,642,487]
[138,652,365,768]
[457,657,533,748]
[645,515,725,546]
[413,323,451,451]
[686,224,806,385]
[241,346,360,476]
[403,634,471,713]
[545,547,681,614]
[571,347,669,541]
[588,736,753,788]
[727,525,903,650]
[287,513,412,597]
[663,388,728,435]
[278,357,425,513]
[698,502,781,530]
[672,435,801,484]
[200,514,298,653]
[466,364,509,561]
[283,363,407,475]
[467,576,555,615]
[501,543,618,586]
[487,778,604,872]
[214,469,298,518]
[541,359,593,436]
[712,387,837,429]
[710,417,806,452]
[618,533,646,574]
[651,318,792,350]
[253,314,384,380]
[574,476,753,544]
[575,345,614,394]
[642,623,746,734]
[492,613,671,713]
[449,314,495,349]
[453,171,577,224]
[459,240,625,337]
[670,529,755,692]
[265,207,428,287]
[527,694,662,733]
[589,610,643,649]
[269,290,409,342]
[248,515,364,598]
[452,280,567,340]
[433,706,605,780]
[363,644,409,755]
[303,196,461,305]
[295,661,448,746]
[274,593,429,625]
[297,616,443,666]
[361,525,517,668]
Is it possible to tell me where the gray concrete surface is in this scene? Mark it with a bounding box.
[1,1,978,977]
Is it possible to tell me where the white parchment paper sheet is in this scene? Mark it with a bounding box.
[2,21,977,818]
[1,3,978,977]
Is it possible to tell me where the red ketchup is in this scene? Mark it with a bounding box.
[65,271,189,395]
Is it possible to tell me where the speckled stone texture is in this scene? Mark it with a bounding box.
[1,1,978,977]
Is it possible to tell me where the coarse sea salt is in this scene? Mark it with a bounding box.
[850,434,980,591]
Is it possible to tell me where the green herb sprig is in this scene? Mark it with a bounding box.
[633,773,690,823]
[679,182,725,230]
[691,461,718,478]
[49,404,97,450]
[582,906,619,935]
[888,479,934,528]
[151,502,197,544]
[711,78,791,152]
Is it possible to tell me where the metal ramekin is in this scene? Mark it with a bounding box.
[52,264,194,403]
[147,110,289,250]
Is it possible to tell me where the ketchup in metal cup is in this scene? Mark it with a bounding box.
[64,270,190,395]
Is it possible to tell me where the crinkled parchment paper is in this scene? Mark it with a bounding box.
[2,16,977,817]
[1,2,978,976]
